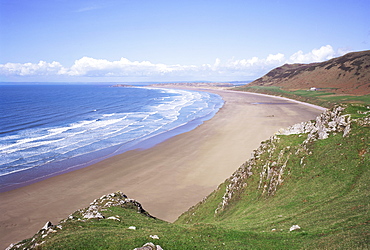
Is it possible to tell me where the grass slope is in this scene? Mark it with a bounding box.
[177,104,370,249]
[234,85,370,108]
[10,105,369,250]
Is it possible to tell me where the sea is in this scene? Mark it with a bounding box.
[0,84,224,192]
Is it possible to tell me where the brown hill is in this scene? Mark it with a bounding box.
[249,50,370,95]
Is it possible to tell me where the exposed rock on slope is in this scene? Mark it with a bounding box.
[249,50,370,95]
[214,105,367,214]
[278,105,351,140]
[6,192,155,250]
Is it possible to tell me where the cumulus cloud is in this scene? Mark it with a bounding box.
[0,45,349,80]
[0,61,66,76]
[288,45,341,64]
[193,53,286,78]
[65,57,197,77]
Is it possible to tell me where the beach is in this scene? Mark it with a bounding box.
[0,89,324,248]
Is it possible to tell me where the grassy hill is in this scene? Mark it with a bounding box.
[235,50,370,109]
[235,85,370,109]
[246,50,370,95]
[177,104,369,249]
[8,103,369,249]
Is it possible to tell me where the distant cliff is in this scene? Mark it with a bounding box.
[249,50,370,95]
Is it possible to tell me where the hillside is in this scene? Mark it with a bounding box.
[248,50,370,95]
[177,104,370,248]
[5,51,370,249]
[7,104,370,249]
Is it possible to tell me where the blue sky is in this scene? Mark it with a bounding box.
[0,0,369,82]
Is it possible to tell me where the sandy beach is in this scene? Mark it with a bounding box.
[0,89,324,249]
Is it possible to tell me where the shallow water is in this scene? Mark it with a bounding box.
[0,84,223,191]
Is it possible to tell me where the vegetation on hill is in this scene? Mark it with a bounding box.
[234,85,370,109]
[177,104,369,249]
[233,51,370,109]
[8,104,369,249]
[245,50,370,95]
[8,52,370,249]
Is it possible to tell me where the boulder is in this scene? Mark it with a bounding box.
[134,242,163,250]
[289,225,301,231]
[42,221,53,230]
[149,235,160,240]
[107,216,120,221]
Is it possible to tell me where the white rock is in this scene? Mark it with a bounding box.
[150,235,160,239]
[107,216,120,221]
[42,221,53,230]
[289,225,301,231]
[35,241,45,247]
[128,226,136,230]
[134,242,163,250]
[83,211,104,219]
[5,243,14,250]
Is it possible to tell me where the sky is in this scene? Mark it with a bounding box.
[0,0,369,83]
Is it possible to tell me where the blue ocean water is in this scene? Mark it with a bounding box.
[0,85,223,191]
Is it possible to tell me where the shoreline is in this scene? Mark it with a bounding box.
[0,89,324,249]
[0,88,223,193]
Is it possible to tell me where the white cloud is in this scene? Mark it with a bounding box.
[0,45,350,81]
[199,53,285,77]
[65,57,196,77]
[0,61,66,76]
[287,45,342,64]
[267,53,285,63]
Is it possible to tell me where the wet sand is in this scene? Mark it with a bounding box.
[0,89,324,248]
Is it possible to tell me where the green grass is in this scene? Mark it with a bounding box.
[25,206,313,249]
[234,85,370,108]
[13,105,370,249]
[177,105,370,249]
[322,94,370,105]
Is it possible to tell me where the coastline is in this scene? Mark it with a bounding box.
[0,86,223,193]
[0,89,324,248]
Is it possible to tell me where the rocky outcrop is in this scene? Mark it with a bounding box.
[214,104,366,214]
[215,136,280,214]
[7,192,155,250]
[259,146,291,197]
[278,105,351,140]
[134,242,163,250]
[73,192,155,221]
[6,220,62,250]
